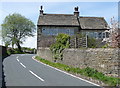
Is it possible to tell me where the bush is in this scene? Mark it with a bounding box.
[50,33,70,61]
[87,36,97,48]
[102,44,109,48]
[6,47,35,55]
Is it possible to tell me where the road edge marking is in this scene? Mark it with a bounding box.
[32,56,100,87]
[29,70,44,82]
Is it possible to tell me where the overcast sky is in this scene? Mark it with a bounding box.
[0,1,118,48]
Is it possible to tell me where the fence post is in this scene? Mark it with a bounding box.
[75,36,77,48]
[86,34,88,48]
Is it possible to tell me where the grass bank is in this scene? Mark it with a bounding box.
[35,56,120,86]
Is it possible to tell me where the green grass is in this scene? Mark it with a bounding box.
[35,56,120,86]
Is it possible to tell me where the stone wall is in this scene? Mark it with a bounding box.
[0,46,7,60]
[37,48,120,77]
[37,35,56,47]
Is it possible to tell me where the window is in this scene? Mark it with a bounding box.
[42,29,49,35]
[102,32,105,38]
[94,32,98,38]
[90,32,94,37]
[106,32,109,38]
[69,29,74,35]
[42,28,75,36]
[98,32,102,38]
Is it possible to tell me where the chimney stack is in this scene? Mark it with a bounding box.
[74,6,79,17]
[40,6,43,15]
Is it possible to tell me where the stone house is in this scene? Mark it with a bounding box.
[37,6,109,48]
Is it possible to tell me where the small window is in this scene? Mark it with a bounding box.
[106,32,109,38]
[98,32,102,38]
[102,32,105,38]
[94,32,98,38]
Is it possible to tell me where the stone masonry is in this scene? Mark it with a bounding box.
[37,48,120,77]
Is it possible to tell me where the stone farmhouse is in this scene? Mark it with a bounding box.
[37,6,109,48]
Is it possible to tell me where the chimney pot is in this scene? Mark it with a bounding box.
[40,6,43,15]
[74,6,79,17]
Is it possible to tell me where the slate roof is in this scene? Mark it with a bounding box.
[38,13,108,29]
[79,17,108,29]
[38,14,79,27]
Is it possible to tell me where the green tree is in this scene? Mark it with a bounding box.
[1,13,36,52]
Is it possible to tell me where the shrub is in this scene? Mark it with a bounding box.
[102,44,109,48]
[87,36,97,48]
[50,33,70,61]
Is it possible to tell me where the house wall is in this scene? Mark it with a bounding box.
[37,26,107,48]
[37,26,79,48]
[81,30,106,39]
[41,26,79,36]
[37,48,120,77]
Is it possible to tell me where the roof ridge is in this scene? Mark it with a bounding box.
[43,13,74,16]
[79,16,104,18]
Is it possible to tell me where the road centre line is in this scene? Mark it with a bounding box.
[29,70,44,82]
[16,56,44,82]
[20,62,26,68]
[16,56,19,58]
[17,59,19,62]
[32,56,100,86]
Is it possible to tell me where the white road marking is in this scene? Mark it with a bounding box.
[20,62,26,68]
[32,56,100,86]
[29,70,44,82]
[16,56,19,58]
[17,59,19,62]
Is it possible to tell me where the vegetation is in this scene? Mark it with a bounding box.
[1,13,36,52]
[35,56,120,86]
[7,47,36,55]
[101,44,109,48]
[50,33,70,61]
[87,36,97,48]
[76,33,97,48]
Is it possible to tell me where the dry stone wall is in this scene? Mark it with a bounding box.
[0,46,7,59]
[37,48,120,77]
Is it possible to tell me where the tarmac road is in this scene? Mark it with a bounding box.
[3,54,101,87]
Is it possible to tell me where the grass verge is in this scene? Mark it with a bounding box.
[35,56,120,86]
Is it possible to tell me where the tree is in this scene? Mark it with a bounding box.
[1,13,36,52]
[103,17,120,48]
[109,17,120,48]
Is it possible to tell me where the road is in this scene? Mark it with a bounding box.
[3,54,101,87]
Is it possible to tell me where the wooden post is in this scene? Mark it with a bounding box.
[86,34,88,48]
[75,36,77,48]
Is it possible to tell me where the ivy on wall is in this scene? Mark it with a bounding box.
[50,33,70,62]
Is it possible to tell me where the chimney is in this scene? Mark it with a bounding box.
[74,6,79,17]
[40,6,43,15]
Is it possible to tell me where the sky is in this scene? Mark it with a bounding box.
[0,1,118,48]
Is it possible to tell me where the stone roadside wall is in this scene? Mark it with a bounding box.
[0,46,7,60]
[37,48,120,77]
